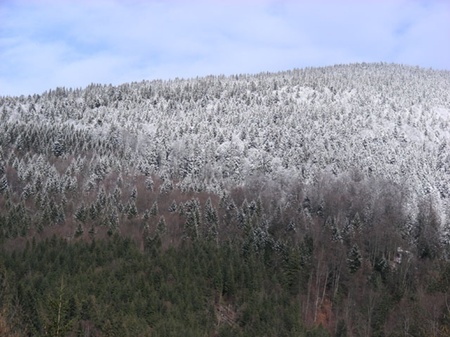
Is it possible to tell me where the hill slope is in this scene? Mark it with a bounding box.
[1,62,450,336]
[1,63,450,212]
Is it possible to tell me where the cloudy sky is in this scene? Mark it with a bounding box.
[1,0,449,96]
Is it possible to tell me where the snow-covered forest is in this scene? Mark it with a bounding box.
[1,63,450,239]
[2,63,450,336]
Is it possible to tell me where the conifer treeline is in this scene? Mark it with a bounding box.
[0,174,450,336]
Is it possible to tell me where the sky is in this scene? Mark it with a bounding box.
[1,0,449,96]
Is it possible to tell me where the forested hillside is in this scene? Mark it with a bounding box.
[1,63,450,336]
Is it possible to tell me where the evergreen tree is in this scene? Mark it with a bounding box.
[75,223,84,237]
[43,276,74,337]
[205,198,219,243]
[113,185,122,204]
[350,212,362,233]
[156,216,167,236]
[74,204,87,224]
[168,200,177,213]
[347,244,362,273]
[89,203,98,221]
[145,177,154,191]
[107,211,119,236]
[284,247,302,295]
[143,209,150,221]
[160,179,173,193]
[96,186,107,209]
[127,200,138,219]
[150,201,159,217]
[130,186,137,201]
[0,176,8,193]
[52,140,65,157]
[184,199,201,240]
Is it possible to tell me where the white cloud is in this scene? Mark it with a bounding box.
[0,0,448,96]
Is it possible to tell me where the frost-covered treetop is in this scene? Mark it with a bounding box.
[1,62,450,214]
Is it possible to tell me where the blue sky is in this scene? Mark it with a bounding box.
[1,0,449,96]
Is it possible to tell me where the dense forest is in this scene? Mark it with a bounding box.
[1,63,450,336]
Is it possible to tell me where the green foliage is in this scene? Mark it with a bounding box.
[184,198,201,240]
[0,236,316,337]
[42,276,74,337]
[283,246,302,295]
[156,216,167,235]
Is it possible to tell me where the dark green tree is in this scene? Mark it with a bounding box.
[347,244,362,273]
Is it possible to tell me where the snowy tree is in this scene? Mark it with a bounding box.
[168,200,177,213]
[74,204,87,224]
[126,201,138,219]
[0,175,8,193]
[130,186,137,201]
[149,201,159,217]
[53,140,65,157]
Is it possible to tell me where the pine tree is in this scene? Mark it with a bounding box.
[96,186,106,208]
[156,216,167,236]
[0,175,8,193]
[113,186,122,204]
[184,199,201,240]
[326,216,342,243]
[351,212,362,232]
[75,223,84,237]
[130,186,137,201]
[204,198,218,227]
[150,200,159,216]
[107,211,119,236]
[159,179,173,193]
[127,200,138,219]
[89,203,98,221]
[168,200,177,213]
[74,204,87,224]
[53,140,65,157]
[143,209,150,221]
[284,247,302,295]
[347,243,362,273]
[145,177,154,191]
